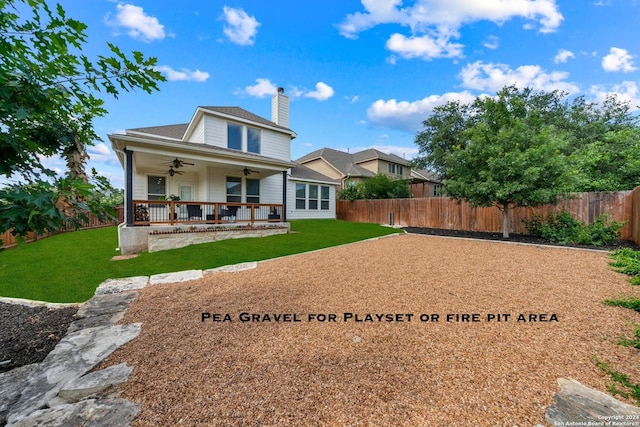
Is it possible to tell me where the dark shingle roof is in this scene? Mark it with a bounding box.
[200,106,293,133]
[128,123,188,140]
[289,164,339,183]
[351,148,409,165]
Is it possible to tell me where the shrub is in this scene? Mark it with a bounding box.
[610,249,640,278]
[523,209,625,246]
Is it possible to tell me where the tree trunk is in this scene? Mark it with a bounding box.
[64,134,89,184]
[502,206,510,238]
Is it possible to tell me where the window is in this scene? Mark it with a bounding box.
[321,186,330,210]
[295,184,306,209]
[147,176,166,200]
[308,185,318,209]
[388,163,403,175]
[227,123,242,150]
[226,177,242,202]
[246,178,260,204]
[247,127,261,154]
[432,184,443,197]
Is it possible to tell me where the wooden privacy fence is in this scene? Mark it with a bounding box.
[337,190,638,243]
[1,205,124,249]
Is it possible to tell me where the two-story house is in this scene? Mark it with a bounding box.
[296,147,412,190]
[109,88,337,254]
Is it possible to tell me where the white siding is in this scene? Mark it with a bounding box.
[260,173,284,204]
[286,179,336,220]
[204,115,226,148]
[188,118,205,144]
[261,130,290,161]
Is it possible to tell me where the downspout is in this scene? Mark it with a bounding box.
[124,149,134,226]
[282,170,287,222]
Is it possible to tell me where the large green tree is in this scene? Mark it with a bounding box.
[0,0,164,178]
[414,86,576,238]
[0,0,164,243]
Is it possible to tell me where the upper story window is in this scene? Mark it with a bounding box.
[227,122,262,154]
[247,127,261,154]
[228,123,242,150]
[388,163,403,175]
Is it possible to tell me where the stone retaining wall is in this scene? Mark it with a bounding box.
[147,226,289,253]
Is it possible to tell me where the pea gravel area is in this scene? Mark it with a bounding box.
[103,234,640,426]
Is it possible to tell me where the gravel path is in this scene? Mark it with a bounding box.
[102,234,640,426]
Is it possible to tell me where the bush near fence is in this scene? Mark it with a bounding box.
[337,190,639,245]
[1,205,124,249]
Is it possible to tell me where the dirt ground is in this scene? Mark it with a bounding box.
[103,233,640,426]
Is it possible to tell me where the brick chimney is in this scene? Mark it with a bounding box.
[271,87,289,128]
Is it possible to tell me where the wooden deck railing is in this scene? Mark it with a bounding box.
[132,201,284,225]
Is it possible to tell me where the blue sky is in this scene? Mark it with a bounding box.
[39,0,640,188]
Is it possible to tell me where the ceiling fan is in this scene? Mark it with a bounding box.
[168,166,184,176]
[243,167,260,176]
[172,158,194,168]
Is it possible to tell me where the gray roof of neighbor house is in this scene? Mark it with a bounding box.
[126,106,294,141]
[296,147,409,178]
[351,148,410,165]
[289,164,339,183]
[411,169,443,183]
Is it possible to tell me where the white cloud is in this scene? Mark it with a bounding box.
[483,35,499,50]
[237,79,334,101]
[554,49,575,64]
[155,66,210,82]
[590,81,640,110]
[458,61,580,93]
[222,6,260,46]
[88,143,111,156]
[602,47,637,73]
[338,0,564,59]
[385,32,464,60]
[345,95,360,103]
[304,82,335,101]
[107,4,167,42]
[236,78,278,97]
[367,91,477,133]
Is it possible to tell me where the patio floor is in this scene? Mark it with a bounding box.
[102,234,640,426]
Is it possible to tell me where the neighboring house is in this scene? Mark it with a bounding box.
[109,88,337,254]
[297,147,411,190]
[411,169,444,198]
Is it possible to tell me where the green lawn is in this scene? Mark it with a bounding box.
[0,220,401,303]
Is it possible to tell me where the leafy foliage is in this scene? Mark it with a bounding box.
[523,210,625,245]
[0,0,164,178]
[337,182,365,201]
[610,249,640,284]
[604,298,640,313]
[363,173,411,199]
[0,168,125,246]
[414,86,576,237]
[338,175,411,200]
